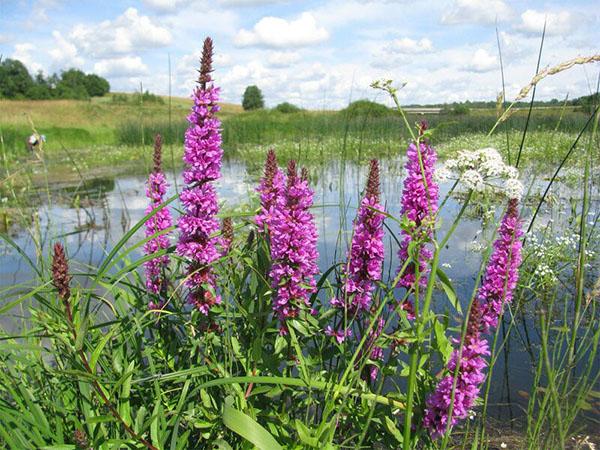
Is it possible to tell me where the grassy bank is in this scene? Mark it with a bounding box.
[0,96,594,179]
[0,94,242,151]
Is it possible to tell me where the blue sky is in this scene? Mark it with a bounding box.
[0,0,598,107]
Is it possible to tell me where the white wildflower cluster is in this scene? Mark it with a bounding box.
[443,147,523,200]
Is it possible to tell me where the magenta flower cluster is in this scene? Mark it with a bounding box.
[332,160,385,315]
[477,199,524,332]
[423,199,523,437]
[176,38,224,315]
[256,149,286,233]
[269,161,319,332]
[397,141,439,289]
[143,135,173,309]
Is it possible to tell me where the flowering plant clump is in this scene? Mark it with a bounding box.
[440,148,523,200]
[269,161,319,332]
[143,134,173,308]
[177,37,224,314]
[15,42,600,450]
[397,140,439,289]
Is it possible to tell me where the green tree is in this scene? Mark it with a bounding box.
[242,85,264,111]
[0,58,34,98]
[84,73,110,97]
[274,102,302,113]
[341,99,390,117]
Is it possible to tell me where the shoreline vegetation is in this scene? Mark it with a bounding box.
[0,94,593,179]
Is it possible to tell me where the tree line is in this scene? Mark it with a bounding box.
[0,58,110,100]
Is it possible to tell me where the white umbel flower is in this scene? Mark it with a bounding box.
[461,169,485,191]
[504,178,524,200]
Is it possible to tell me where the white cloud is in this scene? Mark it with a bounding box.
[442,0,513,25]
[12,43,43,73]
[385,37,433,54]
[49,31,84,70]
[234,12,329,48]
[266,51,301,67]
[70,8,172,58]
[142,0,192,12]
[465,48,497,72]
[0,34,10,45]
[218,0,284,5]
[31,0,59,23]
[516,10,579,36]
[94,56,149,78]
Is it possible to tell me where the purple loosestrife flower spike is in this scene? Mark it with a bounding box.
[143,134,173,309]
[397,141,439,289]
[256,149,286,233]
[269,160,319,333]
[478,198,523,332]
[176,37,224,315]
[331,160,385,318]
[423,199,523,438]
[423,300,489,438]
[51,242,71,302]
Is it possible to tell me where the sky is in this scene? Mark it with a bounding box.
[0,0,598,108]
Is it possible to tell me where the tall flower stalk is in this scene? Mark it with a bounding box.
[176,37,224,315]
[397,140,439,289]
[329,160,385,342]
[256,148,285,233]
[423,198,523,438]
[269,161,319,332]
[143,134,173,309]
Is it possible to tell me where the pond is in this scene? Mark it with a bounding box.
[1,154,599,432]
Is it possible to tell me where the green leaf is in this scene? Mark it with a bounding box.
[222,405,282,450]
[295,420,318,447]
[436,268,461,313]
[384,416,403,443]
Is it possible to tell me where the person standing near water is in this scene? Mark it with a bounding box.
[26,133,46,152]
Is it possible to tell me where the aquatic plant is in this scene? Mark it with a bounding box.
[255,148,285,233]
[423,198,523,437]
[176,37,224,314]
[330,159,385,340]
[143,134,173,308]
[268,160,319,332]
[397,140,439,289]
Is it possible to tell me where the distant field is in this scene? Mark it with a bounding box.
[0,94,592,177]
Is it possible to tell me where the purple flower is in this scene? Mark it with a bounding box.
[143,134,173,306]
[269,161,319,333]
[478,198,523,332]
[397,141,439,289]
[332,159,385,315]
[423,199,523,438]
[176,37,223,314]
[325,326,353,344]
[359,317,385,381]
[423,300,489,438]
[256,149,286,233]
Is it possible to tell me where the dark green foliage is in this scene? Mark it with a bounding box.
[0,59,110,100]
[132,90,165,104]
[84,73,110,97]
[442,103,470,115]
[274,102,302,113]
[242,85,264,111]
[0,59,34,98]
[341,99,391,117]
